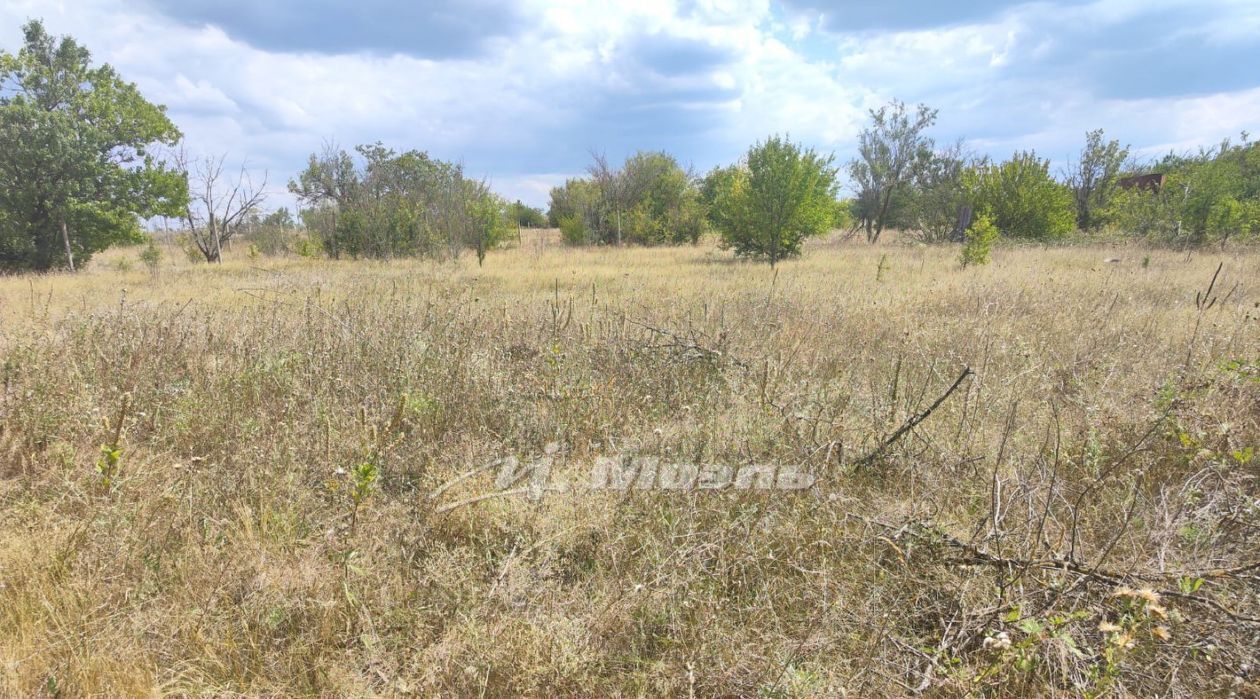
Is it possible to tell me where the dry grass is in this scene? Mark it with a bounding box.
[0,234,1257,697]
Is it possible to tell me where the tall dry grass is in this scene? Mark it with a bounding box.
[0,235,1256,696]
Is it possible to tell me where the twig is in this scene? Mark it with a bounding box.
[854,366,974,469]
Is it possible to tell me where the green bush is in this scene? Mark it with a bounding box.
[247,225,299,256]
[558,214,589,246]
[712,135,838,266]
[138,241,162,274]
[1206,196,1259,245]
[831,199,855,231]
[960,213,998,267]
[968,151,1075,240]
[550,152,706,246]
[294,236,323,258]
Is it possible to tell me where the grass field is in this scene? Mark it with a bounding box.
[0,233,1257,696]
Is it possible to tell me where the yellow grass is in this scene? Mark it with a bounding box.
[0,234,1256,696]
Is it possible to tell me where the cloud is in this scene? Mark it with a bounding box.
[779,0,1069,32]
[0,0,1256,209]
[142,0,525,59]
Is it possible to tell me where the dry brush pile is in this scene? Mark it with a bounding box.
[0,241,1257,696]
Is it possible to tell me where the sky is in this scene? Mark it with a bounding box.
[1,0,1258,209]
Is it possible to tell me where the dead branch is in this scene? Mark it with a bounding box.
[855,366,974,469]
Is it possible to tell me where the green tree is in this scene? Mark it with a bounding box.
[1206,195,1259,246]
[290,143,509,263]
[968,151,1074,240]
[713,135,838,266]
[909,141,975,243]
[575,151,706,246]
[547,177,599,232]
[700,164,743,233]
[1066,129,1130,231]
[464,184,511,265]
[1104,172,1188,241]
[263,207,295,228]
[0,20,186,271]
[848,100,937,243]
[508,200,546,228]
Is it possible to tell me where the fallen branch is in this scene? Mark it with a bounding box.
[617,312,748,370]
[858,514,1260,626]
[854,366,974,469]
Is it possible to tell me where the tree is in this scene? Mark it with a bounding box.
[968,151,1075,240]
[178,152,268,263]
[508,200,546,228]
[1104,171,1188,242]
[551,151,706,246]
[848,100,937,243]
[465,186,511,265]
[290,143,508,262]
[263,207,295,229]
[712,135,838,266]
[616,151,705,245]
[289,143,358,258]
[547,177,599,232]
[700,164,743,232]
[909,141,976,243]
[0,20,185,272]
[1066,129,1130,231]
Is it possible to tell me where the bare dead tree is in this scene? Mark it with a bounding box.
[178,150,268,263]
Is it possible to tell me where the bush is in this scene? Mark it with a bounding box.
[831,199,855,231]
[509,201,547,228]
[247,225,300,256]
[558,215,589,246]
[712,135,838,266]
[290,144,506,261]
[550,152,706,246]
[294,236,322,258]
[960,213,998,267]
[969,151,1075,240]
[138,241,162,275]
[1206,195,1259,245]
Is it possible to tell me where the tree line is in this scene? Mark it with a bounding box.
[2,19,1257,273]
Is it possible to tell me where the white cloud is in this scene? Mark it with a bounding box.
[0,0,1256,209]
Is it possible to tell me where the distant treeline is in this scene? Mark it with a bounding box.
[2,20,1257,272]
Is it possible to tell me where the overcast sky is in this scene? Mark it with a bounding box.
[2,0,1257,208]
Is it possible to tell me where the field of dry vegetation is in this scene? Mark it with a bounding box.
[0,233,1257,697]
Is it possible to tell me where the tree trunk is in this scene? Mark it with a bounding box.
[872,188,895,244]
[60,218,75,272]
[952,205,973,243]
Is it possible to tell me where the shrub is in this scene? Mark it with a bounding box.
[248,225,299,256]
[968,151,1075,240]
[1206,196,1259,245]
[294,236,322,258]
[553,152,707,246]
[138,241,162,275]
[558,214,589,246]
[712,135,838,266]
[960,213,998,267]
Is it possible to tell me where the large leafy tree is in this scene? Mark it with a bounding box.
[0,20,185,272]
[712,135,838,266]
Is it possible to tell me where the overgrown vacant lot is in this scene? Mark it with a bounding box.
[0,237,1257,697]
